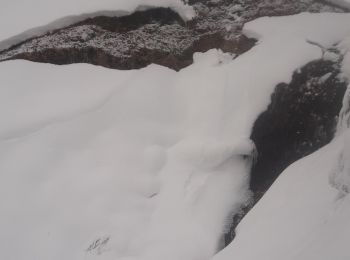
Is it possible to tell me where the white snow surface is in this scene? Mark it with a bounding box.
[1,12,350,260]
[0,0,195,51]
[0,59,252,260]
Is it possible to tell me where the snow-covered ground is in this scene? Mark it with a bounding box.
[1,10,350,260]
[0,0,194,51]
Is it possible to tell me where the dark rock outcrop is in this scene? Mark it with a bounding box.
[250,58,347,197]
[0,0,343,70]
[224,54,348,246]
[4,33,254,71]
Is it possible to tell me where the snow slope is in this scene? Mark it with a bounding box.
[0,57,254,260]
[1,12,350,260]
[0,0,194,51]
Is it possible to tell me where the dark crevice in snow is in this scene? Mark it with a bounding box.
[224,54,348,246]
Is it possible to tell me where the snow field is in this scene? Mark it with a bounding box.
[1,11,350,260]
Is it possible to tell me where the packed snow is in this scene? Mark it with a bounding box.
[1,10,350,260]
[0,0,194,51]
